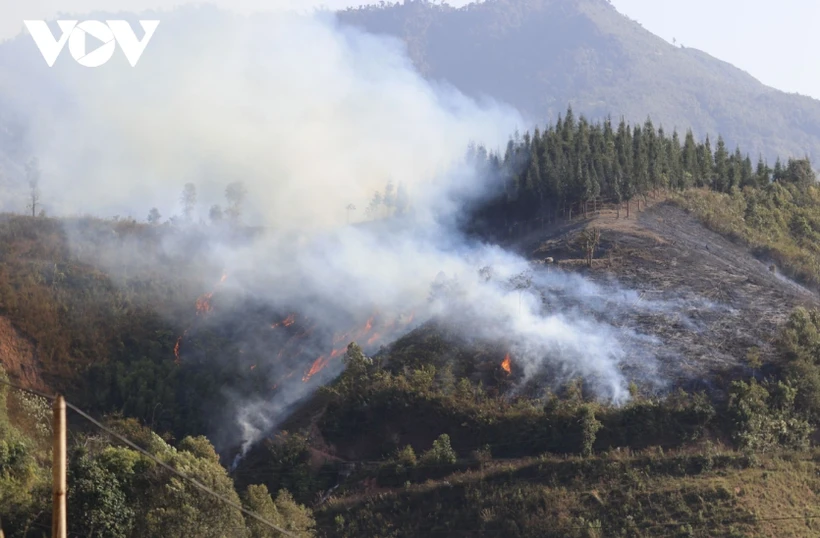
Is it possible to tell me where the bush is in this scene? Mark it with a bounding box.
[421,434,457,466]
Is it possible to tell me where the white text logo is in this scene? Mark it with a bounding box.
[23,20,160,68]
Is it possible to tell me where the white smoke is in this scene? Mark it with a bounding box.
[3,5,673,454]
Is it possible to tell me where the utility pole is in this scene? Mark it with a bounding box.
[52,395,66,538]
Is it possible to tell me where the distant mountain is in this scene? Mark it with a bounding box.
[337,0,820,162]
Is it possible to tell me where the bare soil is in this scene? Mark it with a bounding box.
[524,199,818,388]
[0,314,46,391]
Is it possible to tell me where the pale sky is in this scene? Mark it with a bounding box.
[2,0,819,100]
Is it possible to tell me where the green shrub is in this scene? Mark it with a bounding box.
[421,434,457,466]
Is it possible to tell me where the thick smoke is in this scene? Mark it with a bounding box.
[5,6,673,454]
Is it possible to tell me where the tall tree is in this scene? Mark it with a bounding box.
[698,135,714,187]
[713,136,729,191]
[148,208,162,224]
[682,130,698,187]
[25,157,41,218]
[225,182,248,224]
[181,183,197,221]
[755,156,770,186]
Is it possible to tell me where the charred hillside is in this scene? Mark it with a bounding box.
[524,199,817,380]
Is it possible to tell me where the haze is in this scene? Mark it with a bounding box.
[2,0,819,100]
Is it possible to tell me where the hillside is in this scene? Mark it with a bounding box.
[337,0,820,162]
[522,198,817,380]
[2,184,820,536]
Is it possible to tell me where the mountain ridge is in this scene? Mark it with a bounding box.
[337,0,820,163]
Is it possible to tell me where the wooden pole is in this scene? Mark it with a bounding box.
[52,395,66,538]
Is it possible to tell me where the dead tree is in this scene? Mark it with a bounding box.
[26,157,41,217]
[578,227,601,267]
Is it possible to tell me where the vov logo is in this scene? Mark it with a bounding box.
[23,20,160,68]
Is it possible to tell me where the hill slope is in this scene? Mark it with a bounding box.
[518,198,817,382]
[338,0,820,162]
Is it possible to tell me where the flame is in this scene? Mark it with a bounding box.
[173,329,189,364]
[501,353,512,374]
[274,314,297,328]
[174,336,183,364]
[303,355,331,382]
[195,272,228,316]
[300,312,419,382]
[195,292,214,314]
[303,317,376,382]
[250,365,256,370]
[175,273,227,363]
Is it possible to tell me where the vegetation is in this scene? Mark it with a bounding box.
[674,182,820,288]
[305,315,820,537]
[2,110,820,535]
[465,107,812,241]
[0,375,316,537]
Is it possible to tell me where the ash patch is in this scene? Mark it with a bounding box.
[527,202,818,387]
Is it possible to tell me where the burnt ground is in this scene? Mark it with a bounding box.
[521,199,819,390]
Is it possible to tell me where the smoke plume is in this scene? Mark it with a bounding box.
[3,5,678,454]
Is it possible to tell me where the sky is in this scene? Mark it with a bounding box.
[1,0,819,100]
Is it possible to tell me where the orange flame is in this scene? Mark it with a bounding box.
[250,365,256,370]
[174,336,183,364]
[195,292,214,314]
[300,311,417,383]
[501,353,512,374]
[303,355,331,382]
[273,314,297,328]
[174,273,227,363]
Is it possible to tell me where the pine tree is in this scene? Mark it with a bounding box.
[668,130,683,190]
[699,135,714,187]
[756,156,770,186]
[714,136,729,192]
[773,157,784,182]
[741,154,754,188]
[632,125,650,204]
[682,130,698,187]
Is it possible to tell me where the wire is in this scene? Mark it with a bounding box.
[0,377,57,401]
[0,378,299,538]
[65,402,300,538]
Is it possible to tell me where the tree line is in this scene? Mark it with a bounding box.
[467,107,815,232]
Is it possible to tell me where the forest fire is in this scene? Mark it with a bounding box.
[195,292,214,314]
[174,336,183,364]
[272,314,297,328]
[501,353,512,374]
[302,355,332,382]
[300,312,416,383]
[196,272,228,315]
[302,316,379,382]
[174,273,228,363]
